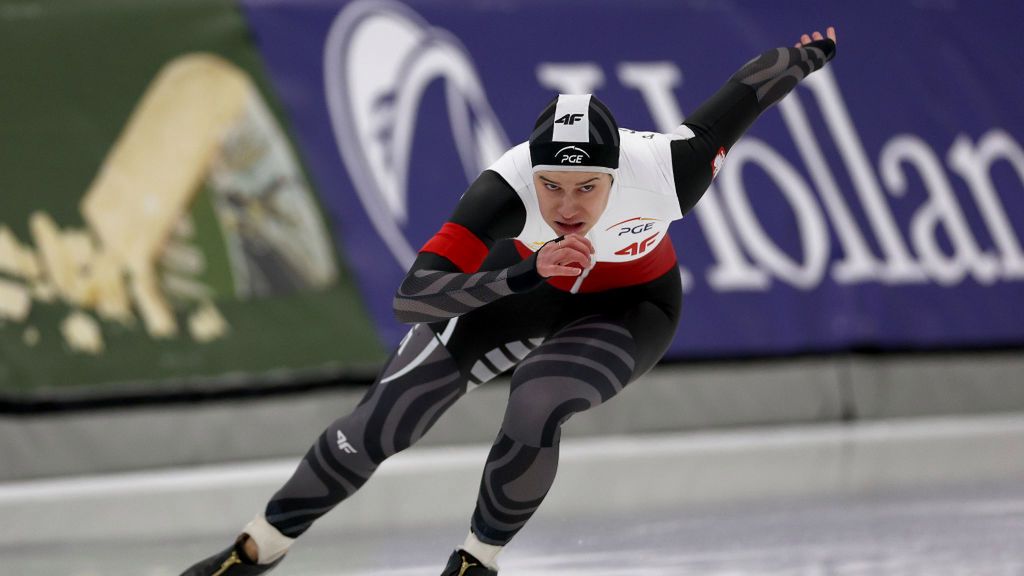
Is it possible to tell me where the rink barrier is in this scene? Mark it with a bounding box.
[1,350,1023,482]
[1,412,1023,545]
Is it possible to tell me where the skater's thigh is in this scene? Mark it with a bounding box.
[432,288,561,386]
[618,298,679,382]
[429,240,564,385]
[553,268,682,383]
[520,298,675,403]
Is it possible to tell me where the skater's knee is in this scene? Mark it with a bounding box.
[502,387,592,447]
[321,413,384,471]
[342,325,467,461]
[328,408,420,465]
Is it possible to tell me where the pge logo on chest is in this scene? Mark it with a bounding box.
[607,217,662,237]
[618,222,655,236]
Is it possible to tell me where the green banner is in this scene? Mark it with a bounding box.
[0,0,384,397]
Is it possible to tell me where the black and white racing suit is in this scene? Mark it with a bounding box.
[264,39,836,546]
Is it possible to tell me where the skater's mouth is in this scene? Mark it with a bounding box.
[554,221,585,235]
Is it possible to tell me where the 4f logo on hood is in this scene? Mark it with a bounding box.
[554,113,584,125]
[556,145,590,164]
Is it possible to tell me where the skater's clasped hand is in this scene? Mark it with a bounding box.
[536,234,594,278]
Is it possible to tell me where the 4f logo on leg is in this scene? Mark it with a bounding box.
[554,113,584,125]
[336,430,358,454]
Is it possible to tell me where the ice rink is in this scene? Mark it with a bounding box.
[3,414,1024,576]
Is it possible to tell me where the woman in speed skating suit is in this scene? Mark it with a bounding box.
[184,27,838,576]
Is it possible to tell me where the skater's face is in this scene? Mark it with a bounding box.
[533,170,613,237]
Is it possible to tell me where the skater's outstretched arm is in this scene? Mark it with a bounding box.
[393,170,543,324]
[671,26,838,215]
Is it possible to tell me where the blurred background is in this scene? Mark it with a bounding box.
[1,0,1023,574]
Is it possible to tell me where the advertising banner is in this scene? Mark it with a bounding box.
[241,0,1024,357]
[0,0,384,397]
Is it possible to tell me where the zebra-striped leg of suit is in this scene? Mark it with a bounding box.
[470,317,638,545]
[264,322,466,538]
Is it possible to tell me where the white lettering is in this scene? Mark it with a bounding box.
[699,196,772,290]
[804,69,927,283]
[617,61,768,290]
[947,130,1024,279]
[777,95,883,284]
[880,135,999,285]
[718,139,829,288]
[536,63,605,94]
[537,59,1024,295]
[617,62,683,128]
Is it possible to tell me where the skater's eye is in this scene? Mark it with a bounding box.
[578,184,595,192]
[543,182,561,191]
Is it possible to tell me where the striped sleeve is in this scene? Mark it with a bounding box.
[729,39,836,111]
[393,168,538,324]
[393,255,542,324]
[667,39,835,215]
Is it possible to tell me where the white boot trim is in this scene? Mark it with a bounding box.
[243,513,295,564]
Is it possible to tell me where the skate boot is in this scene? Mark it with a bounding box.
[180,536,284,575]
[440,549,498,576]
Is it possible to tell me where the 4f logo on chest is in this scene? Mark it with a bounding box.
[615,232,660,256]
[554,113,584,125]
